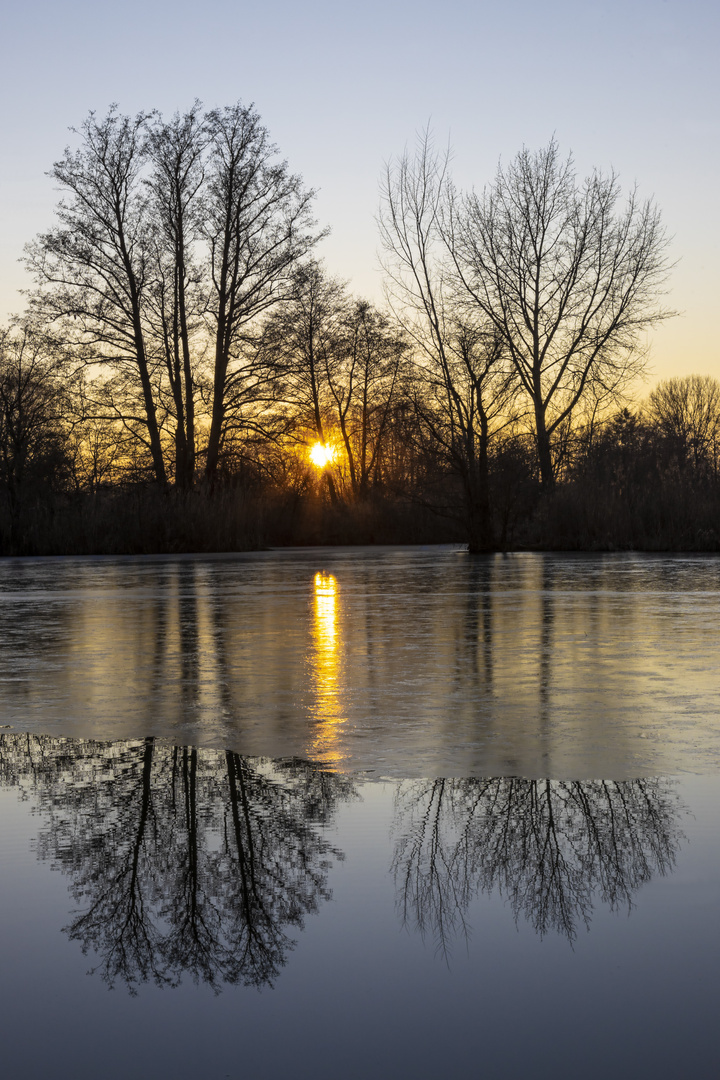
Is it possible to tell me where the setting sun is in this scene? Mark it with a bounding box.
[310,442,336,468]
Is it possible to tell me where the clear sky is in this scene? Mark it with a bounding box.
[1,0,717,387]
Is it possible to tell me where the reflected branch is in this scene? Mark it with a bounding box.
[393,776,685,955]
[0,733,353,993]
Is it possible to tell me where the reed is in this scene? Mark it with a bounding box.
[0,486,455,556]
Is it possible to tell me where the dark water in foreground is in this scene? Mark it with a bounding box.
[0,549,719,1078]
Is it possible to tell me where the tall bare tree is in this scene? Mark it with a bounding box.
[449,138,673,487]
[27,103,323,490]
[145,105,207,488]
[27,109,168,484]
[379,133,519,550]
[202,104,322,482]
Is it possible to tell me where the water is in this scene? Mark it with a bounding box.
[0,548,719,1078]
[2,548,720,775]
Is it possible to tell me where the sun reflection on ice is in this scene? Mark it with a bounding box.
[309,572,346,766]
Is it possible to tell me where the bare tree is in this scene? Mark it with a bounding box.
[646,374,720,475]
[27,109,168,484]
[449,138,673,487]
[258,263,407,502]
[0,322,71,550]
[27,103,323,491]
[144,105,207,488]
[257,262,346,500]
[326,300,407,499]
[202,104,323,483]
[379,133,519,550]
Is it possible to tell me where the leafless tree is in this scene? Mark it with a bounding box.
[256,262,345,500]
[26,103,323,490]
[379,132,520,550]
[393,776,684,955]
[202,104,323,483]
[646,374,720,475]
[144,105,207,488]
[258,262,408,502]
[448,138,673,487]
[326,300,408,499]
[0,322,71,549]
[26,109,168,484]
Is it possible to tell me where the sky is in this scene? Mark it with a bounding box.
[1,0,717,389]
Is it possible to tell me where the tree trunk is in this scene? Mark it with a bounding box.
[535,403,554,489]
[205,319,228,484]
[465,454,495,553]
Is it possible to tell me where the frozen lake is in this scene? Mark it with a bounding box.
[1,547,720,775]
[0,548,719,1078]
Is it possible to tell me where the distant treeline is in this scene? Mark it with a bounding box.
[3,103,716,555]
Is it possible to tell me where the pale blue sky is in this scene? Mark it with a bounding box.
[1,0,717,383]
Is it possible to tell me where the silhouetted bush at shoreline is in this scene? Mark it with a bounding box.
[0,487,457,557]
[526,481,720,553]
[2,472,720,556]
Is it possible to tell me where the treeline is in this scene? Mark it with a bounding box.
[1,104,716,555]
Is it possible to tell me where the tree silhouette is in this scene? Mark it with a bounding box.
[449,138,673,487]
[393,776,684,955]
[0,734,353,993]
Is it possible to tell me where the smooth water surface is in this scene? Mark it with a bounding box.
[1,548,719,1078]
[1,548,720,776]
[0,734,718,1080]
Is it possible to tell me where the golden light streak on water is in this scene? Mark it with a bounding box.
[308,572,347,765]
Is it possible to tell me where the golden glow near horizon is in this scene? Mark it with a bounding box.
[309,442,336,468]
[309,572,346,765]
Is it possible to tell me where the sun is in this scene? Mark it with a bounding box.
[310,442,336,468]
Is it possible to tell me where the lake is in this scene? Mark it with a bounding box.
[0,548,718,1078]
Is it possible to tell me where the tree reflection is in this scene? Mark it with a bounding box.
[392,777,684,952]
[0,734,354,993]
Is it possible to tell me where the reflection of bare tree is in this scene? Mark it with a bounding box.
[0,734,354,993]
[393,777,684,952]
